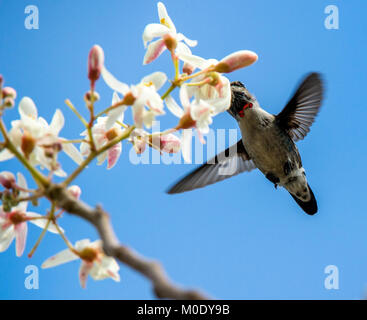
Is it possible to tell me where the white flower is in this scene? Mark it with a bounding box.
[176,53,232,114]
[166,85,217,134]
[176,50,257,112]
[0,173,61,257]
[42,239,120,288]
[142,2,197,65]
[80,117,123,169]
[0,97,84,177]
[166,86,216,162]
[101,68,167,128]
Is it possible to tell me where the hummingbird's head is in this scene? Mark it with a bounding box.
[228,81,256,120]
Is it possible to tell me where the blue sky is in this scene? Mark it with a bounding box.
[0,0,367,299]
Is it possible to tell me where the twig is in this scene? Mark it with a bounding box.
[45,184,209,300]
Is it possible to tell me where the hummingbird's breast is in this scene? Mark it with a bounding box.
[238,107,302,185]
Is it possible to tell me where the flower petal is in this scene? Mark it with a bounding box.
[75,239,91,251]
[107,142,122,169]
[0,227,15,253]
[177,53,214,70]
[101,67,130,95]
[142,23,170,46]
[143,39,166,65]
[181,129,192,164]
[157,2,176,33]
[0,149,14,161]
[175,41,192,55]
[14,222,27,257]
[9,126,22,147]
[50,109,65,136]
[112,91,120,105]
[79,261,93,288]
[90,256,120,281]
[132,103,144,128]
[141,72,167,91]
[165,95,184,118]
[176,33,197,47]
[42,248,79,269]
[105,106,126,130]
[26,212,63,234]
[61,140,84,165]
[19,97,38,120]
[144,88,164,114]
[54,167,67,177]
[97,151,108,166]
[159,133,181,153]
[181,86,194,112]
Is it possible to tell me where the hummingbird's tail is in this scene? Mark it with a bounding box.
[288,183,318,215]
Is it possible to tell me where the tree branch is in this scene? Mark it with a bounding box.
[45,183,209,300]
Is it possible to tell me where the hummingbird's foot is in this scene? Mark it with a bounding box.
[274,184,278,189]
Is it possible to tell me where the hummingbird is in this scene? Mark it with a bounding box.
[167,73,324,215]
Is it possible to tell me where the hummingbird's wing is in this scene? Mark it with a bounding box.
[276,72,324,141]
[167,140,256,194]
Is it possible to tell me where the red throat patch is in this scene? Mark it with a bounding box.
[239,103,253,117]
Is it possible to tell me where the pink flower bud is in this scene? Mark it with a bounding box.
[2,87,17,99]
[3,97,15,108]
[0,74,4,87]
[84,90,100,102]
[88,45,104,89]
[0,171,16,189]
[68,185,81,199]
[214,50,258,73]
[157,134,181,153]
[182,62,195,75]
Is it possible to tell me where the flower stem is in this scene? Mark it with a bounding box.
[180,67,212,82]
[17,192,43,204]
[65,99,88,127]
[172,53,180,81]
[150,128,177,137]
[95,100,126,118]
[61,139,88,144]
[55,222,78,255]
[28,202,56,258]
[62,125,135,186]
[87,89,97,152]
[161,83,177,100]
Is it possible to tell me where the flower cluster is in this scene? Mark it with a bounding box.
[0,97,83,176]
[0,172,60,256]
[97,1,257,163]
[0,1,258,288]
[42,239,120,288]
